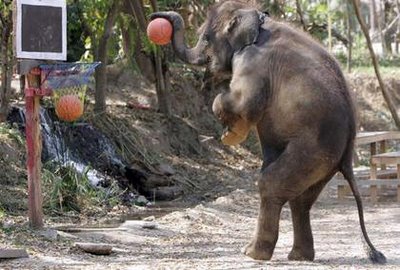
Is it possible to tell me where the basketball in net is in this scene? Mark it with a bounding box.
[40,62,100,122]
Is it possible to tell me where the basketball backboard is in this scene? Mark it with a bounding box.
[16,0,66,61]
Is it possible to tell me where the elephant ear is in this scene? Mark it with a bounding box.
[225,11,261,52]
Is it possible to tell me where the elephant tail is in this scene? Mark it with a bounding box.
[340,152,387,264]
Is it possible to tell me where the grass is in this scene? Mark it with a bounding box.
[349,66,400,76]
[42,162,123,214]
[0,122,24,145]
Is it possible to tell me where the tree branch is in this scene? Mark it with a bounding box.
[295,0,307,31]
[308,23,349,47]
[351,0,400,129]
[126,0,147,33]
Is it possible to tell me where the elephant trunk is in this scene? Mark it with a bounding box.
[150,12,208,65]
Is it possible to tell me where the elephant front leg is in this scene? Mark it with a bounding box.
[243,198,283,260]
[212,93,252,145]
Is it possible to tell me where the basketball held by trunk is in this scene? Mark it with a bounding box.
[147,18,173,45]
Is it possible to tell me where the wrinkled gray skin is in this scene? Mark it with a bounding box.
[151,0,386,264]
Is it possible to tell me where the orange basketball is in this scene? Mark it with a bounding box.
[147,18,173,45]
[55,95,84,122]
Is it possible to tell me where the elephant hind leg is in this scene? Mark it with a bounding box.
[244,140,336,261]
[288,178,331,261]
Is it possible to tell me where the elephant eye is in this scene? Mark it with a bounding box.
[226,16,240,33]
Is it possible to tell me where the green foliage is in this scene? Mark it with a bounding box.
[66,4,86,61]
[42,163,122,213]
[0,123,24,146]
[67,0,120,62]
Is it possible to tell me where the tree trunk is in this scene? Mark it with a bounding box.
[73,0,98,59]
[346,2,353,73]
[127,0,170,116]
[94,0,120,113]
[396,0,400,53]
[327,0,332,52]
[149,0,170,116]
[0,11,13,122]
[132,25,156,82]
[383,0,393,56]
[127,0,147,32]
[295,0,306,31]
[351,0,400,129]
[370,0,378,34]
[371,0,387,56]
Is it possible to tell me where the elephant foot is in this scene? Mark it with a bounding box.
[221,119,251,145]
[242,240,273,260]
[288,248,315,261]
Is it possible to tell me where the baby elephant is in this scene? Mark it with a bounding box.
[151,0,386,264]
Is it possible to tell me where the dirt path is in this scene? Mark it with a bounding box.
[2,183,399,270]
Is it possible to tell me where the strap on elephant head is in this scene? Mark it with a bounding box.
[254,11,271,46]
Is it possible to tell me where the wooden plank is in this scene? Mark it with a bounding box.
[370,164,377,179]
[356,131,400,145]
[370,184,378,203]
[372,151,400,158]
[25,69,43,229]
[333,179,400,185]
[56,227,127,233]
[379,141,386,170]
[338,185,348,201]
[371,157,400,164]
[0,249,29,259]
[370,142,377,156]
[371,151,400,166]
[369,163,378,202]
[398,164,400,202]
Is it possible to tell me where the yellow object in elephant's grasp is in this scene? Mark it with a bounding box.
[55,94,84,122]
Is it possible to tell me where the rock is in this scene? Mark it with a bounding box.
[136,195,149,206]
[141,221,157,229]
[143,216,155,222]
[0,249,29,259]
[75,242,113,255]
[157,163,175,176]
[150,186,183,200]
[119,220,158,230]
[57,231,79,239]
[39,228,59,241]
[2,219,14,229]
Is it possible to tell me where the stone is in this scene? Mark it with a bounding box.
[75,242,113,255]
[0,249,29,259]
[119,220,158,230]
[157,163,175,176]
[39,228,59,241]
[136,195,149,206]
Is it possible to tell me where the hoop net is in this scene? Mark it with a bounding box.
[39,62,100,120]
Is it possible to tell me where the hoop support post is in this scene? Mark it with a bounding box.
[25,67,44,229]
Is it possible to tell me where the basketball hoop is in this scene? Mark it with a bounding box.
[39,62,100,121]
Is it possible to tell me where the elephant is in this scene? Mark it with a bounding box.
[151,0,386,264]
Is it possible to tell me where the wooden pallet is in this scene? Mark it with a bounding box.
[369,151,400,202]
[334,178,400,201]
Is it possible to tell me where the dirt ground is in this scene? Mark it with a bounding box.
[1,174,400,270]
